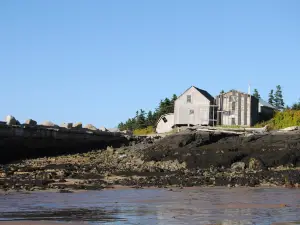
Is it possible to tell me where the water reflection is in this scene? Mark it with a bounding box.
[0,188,300,224]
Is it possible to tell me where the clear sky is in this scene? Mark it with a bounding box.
[0,0,299,128]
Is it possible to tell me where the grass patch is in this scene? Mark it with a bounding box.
[133,126,155,135]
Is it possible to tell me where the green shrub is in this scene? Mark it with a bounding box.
[255,110,300,130]
[133,126,155,135]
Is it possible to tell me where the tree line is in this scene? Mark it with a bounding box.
[118,94,177,131]
[253,85,299,110]
[253,85,285,109]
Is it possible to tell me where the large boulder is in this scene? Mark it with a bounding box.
[231,162,245,172]
[5,115,17,125]
[73,122,82,129]
[99,126,108,132]
[84,124,98,130]
[61,123,73,129]
[41,121,58,128]
[25,119,37,126]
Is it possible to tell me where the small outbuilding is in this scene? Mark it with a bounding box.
[155,113,174,134]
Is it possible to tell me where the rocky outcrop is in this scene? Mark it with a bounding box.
[5,115,17,126]
[41,121,58,127]
[84,124,97,130]
[2,130,300,191]
[99,126,108,132]
[73,122,82,129]
[61,123,73,129]
[24,119,37,126]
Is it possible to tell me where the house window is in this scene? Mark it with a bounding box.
[162,117,167,123]
[189,109,194,115]
[187,95,192,103]
[231,118,236,125]
[232,102,236,110]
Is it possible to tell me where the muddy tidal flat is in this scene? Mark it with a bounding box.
[1,187,300,224]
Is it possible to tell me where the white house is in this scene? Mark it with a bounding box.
[155,113,174,133]
[174,86,215,126]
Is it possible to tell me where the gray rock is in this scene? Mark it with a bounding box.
[99,126,108,132]
[25,119,37,126]
[108,128,120,132]
[61,123,73,129]
[73,122,82,129]
[84,124,98,130]
[41,121,58,127]
[5,115,17,125]
[231,162,246,172]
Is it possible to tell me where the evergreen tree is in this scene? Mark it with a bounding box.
[118,122,125,130]
[170,94,177,110]
[117,94,177,130]
[146,111,154,126]
[253,89,260,99]
[274,85,284,109]
[291,99,300,110]
[268,89,275,106]
[220,90,225,94]
[136,109,146,129]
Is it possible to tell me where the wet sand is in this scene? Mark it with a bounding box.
[0,187,300,224]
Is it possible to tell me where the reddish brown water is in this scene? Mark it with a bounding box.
[0,187,300,224]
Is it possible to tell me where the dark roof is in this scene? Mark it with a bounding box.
[259,98,276,109]
[176,86,215,103]
[193,86,215,103]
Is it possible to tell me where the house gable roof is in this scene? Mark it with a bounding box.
[176,86,214,103]
[193,86,215,103]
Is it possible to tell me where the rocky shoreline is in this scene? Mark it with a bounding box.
[1,129,300,192]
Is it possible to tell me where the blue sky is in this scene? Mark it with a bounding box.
[0,0,299,128]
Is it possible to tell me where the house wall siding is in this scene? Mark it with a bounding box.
[174,87,211,126]
[216,91,259,127]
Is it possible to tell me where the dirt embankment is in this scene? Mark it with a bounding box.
[1,130,300,191]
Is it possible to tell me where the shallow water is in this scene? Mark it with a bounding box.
[0,187,300,224]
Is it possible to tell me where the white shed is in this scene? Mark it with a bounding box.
[156,113,174,134]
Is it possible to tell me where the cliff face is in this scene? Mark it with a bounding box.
[0,124,128,163]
